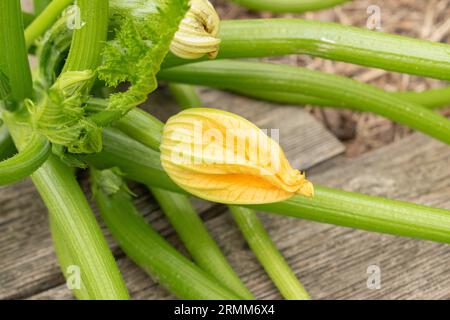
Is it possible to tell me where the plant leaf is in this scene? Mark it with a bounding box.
[96,0,190,124]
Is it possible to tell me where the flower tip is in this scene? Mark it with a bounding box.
[297,180,314,198]
[161,108,315,204]
[170,0,221,60]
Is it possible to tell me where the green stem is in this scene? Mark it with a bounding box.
[62,0,108,72]
[248,186,450,244]
[0,127,50,186]
[232,86,450,110]
[22,12,35,28]
[25,0,73,48]
[5,118,129,300]
[150,188,254,299]
[34,0,53,14]
[395,87,450,110]
[154,86,253,298]
[169,82,309,300]
[87,99,252,298]
[84,130,450,244]
[91,168,240,300]
[49,215,91,300]
[168,84,203,109]
[84,128,183,193]
[229,206,310,300]
[87,98,163,151]
[0,125,16,161]
[231,0,351,13]
[163,19,450,81]
[159,60,450,146]
[0,0,33,102]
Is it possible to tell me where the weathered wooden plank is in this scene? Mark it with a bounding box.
[29,133,450,300]
[0,89,344,299]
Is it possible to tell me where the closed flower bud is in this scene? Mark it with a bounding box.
[170,0,221,59]
[160,108,314,204]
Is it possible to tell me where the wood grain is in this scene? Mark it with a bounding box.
[30,132,450,300]
[0,89,344,299]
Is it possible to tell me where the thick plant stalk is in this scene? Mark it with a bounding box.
[168,83,203,109]
[49,216,91,300]
[91,169,240,300]
[84,130,450,245]
[169,82,310,299]
[22,12,35,28]
[6,0,127,300]
[231,0,351,13]
[62,0,108,72]
[248,187,450,244]
[158,60,450,146]
[25,0,73,48]
[34,0,52,14]
[163,19,450,81]
[150,188,254,299]
[0,1,49,184]
[87,98,163,152]
[0,127,50,186]
[395,87,450,109]
[0,126,17,161]
[4,119,129,300]
[0,0,33,101]
[84,128,182,193]
[230,206,310,300]
[232,86,450,110]
[88,101,253,299]
[34,157,129,300]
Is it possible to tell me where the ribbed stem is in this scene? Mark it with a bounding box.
[168,83,203,109]
[84,128,181,192]
[232,0,351,13]
[230,206,310,300]
[5,118,129,300]
[86,98,252,298]
[395,87,450,109]
[169,82,309,300]
[0,0,33,101]
[163,19,450,81]
[159,60,450,146]
[62,0,108,72]
[87,98,163,151]
[34,0,52,14]
[25,0,73,48]
[85,130,450,245]
[0,125,16,161]
[91,169,240,300]
[150,188,254,299]
[248,186,450,244]
[0,122,50,186]
[49,215,91,300]
[232,86,450,110]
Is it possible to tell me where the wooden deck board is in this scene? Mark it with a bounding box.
[0,89,345,300]
[29,132,450,300]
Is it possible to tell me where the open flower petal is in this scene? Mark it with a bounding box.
[160,108,314,204]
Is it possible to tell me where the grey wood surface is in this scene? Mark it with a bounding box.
[0,89,346,300]
[29,131,450,300]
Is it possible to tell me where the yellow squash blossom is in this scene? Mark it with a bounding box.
[160,108,314,204]
[170,0,221,59]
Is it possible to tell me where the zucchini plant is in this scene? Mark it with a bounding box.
[0,0,449,300]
